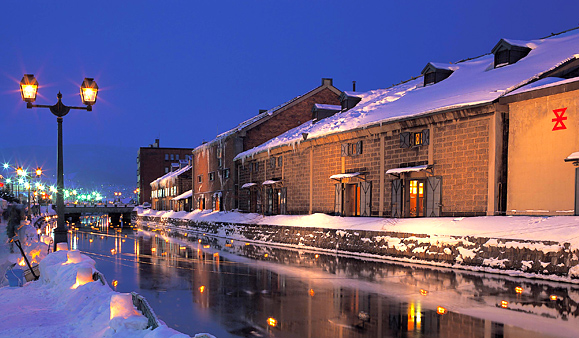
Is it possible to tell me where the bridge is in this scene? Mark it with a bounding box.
[58,203,136,227]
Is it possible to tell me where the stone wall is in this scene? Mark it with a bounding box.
[136,215,579,279]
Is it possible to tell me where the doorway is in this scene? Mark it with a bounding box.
[408,180,424,217]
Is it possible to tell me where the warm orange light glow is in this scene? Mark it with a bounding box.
[203,245,210,249]
[21,84,37,100]
[180,246,187,250]
[72,267,93,289]
[245,242,250,246]
[111,249,116,255]
[267,317,277,327]
[264,254,268,258]
[314,254,319,259]
[110,293,138,320]
[112,280,118,288]
[515,286,523,294]
[550,295,558,301]
[501,300,508,308]
[198,239,202,243]
[213,253,219,257]
[35,168,42,176]
[151,248,157,252]
[309,289,315,297]
[199,285,205,293]
[436,306,446,315]
[89,239,93,243]
[17,258,26,266]
[420,289,428,296]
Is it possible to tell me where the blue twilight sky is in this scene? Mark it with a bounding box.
[0,1,578,185]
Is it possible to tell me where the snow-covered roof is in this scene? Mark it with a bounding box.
[262,180,281,185]
[172,190,192,201]
[241,182,257,189]
[150,165,191,186]
[386,165,430,175]
[506,76,579,96]
[314,104,341,111]
[235,30,579,161]
[329,172,361,180]
[565,152,579,162]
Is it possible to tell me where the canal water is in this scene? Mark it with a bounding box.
[70,216,579,338]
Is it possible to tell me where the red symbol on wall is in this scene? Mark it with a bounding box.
[552,108,568,131]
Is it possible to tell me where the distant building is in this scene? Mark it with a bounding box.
[150,160,192,211]
[136,139,194,205]
[192,78,341,212]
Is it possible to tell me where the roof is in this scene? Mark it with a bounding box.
[330,172,361,180]
[386,165,430,175]
[565,152,579,162]
[150,165,192,186]
[235,29,579,161]
[193,79,340,153]
[314,104,341,111]
[172,190,192,201]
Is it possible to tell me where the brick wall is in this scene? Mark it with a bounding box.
[244,88,341,150]
[433,117,489,216]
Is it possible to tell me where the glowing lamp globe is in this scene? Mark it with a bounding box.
[20,74,38,103]
[80,78,98,106]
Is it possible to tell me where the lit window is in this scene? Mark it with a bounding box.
[414,132,423,146]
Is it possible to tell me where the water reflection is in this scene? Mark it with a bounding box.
[71,218,579,338]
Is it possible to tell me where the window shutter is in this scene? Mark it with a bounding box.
[400,132,411,148]
[360,181,372,216]
[356,141,363,155]
[391,179,403,217]
[334,183,343,216]
[341,144,349,157]
[422,129,430,146]
[425,176,442,217]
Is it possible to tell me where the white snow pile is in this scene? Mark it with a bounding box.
[0,248,199,338]
[235,29,579,160]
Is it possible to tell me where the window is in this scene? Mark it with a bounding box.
[170,154,174,160]
[165,167,169,173]
[217,147,222,158]
[341,141,363,157]
[209,172,215,181]
[400,129,429,148]
[224,168,230,179]
[218,158,222,168]
[270,157,276,168]
[176,154,179,160]
[197,175,202,183]
[278,156,283,167]
[253,162,259,172]
[165,154,169,160]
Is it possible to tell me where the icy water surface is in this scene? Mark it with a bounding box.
[70,217,579,338]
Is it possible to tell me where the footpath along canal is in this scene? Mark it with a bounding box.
[72,216,579,338]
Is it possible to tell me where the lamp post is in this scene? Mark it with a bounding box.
[20,74,98,250]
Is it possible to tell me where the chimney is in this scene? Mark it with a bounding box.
[352,81,356,92]
[154,139,159,148]
[322,78,333,86]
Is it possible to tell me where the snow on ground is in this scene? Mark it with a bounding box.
[0,216,213,338]
[140,208,579,248]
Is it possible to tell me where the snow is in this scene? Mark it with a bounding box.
[241,182,256,189]
[566,151,579,161]
[171,190,192,201]
[262,179,280,185]
[235,30,579,161]
[385,164,429,174]
[314,103,341,110]
[139,209,579,249]
[329,172,360,180]
[150,165,191,186]
[0,217,206,338]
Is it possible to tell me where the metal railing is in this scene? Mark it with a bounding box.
[131,292,160,329]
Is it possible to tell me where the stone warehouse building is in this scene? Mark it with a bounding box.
[150,160,192,211]
[192,78,341,212]
[234,29,579,218]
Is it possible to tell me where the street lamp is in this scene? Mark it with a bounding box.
[20,74,98,250]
